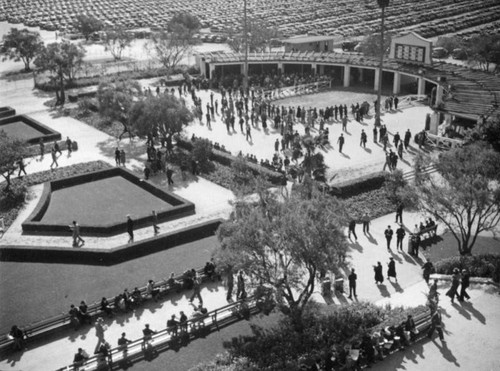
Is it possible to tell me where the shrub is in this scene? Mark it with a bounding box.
[434,254,500,282]
[343,187,395,221]
[191,138,214,173]
[332,171,386,199]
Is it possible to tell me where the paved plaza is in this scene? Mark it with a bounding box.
[0,39,499,371]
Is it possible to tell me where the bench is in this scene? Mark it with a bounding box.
[0,266,214,355]
[55,297,259,371]
[416,224,438,240]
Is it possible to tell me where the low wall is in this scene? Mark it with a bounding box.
[0,106,16,119]
[2,219,222,265]
[22,167,195,236]
[0,114,61,144]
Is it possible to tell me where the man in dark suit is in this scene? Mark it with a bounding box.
[348,268,357,299]
[127,215,134,243]
[384,225,394,252]
[396,225,406,252]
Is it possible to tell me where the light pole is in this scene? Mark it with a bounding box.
[375,0,389,127]
[243,0,249,91]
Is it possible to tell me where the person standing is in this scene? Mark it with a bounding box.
[54,141,62,156]
[70,221,85,247]
[126,215,134,243]
[166,167,174,185]
[348,219,358,241]
[404,129,412,150]
[348,268,357,299]
[115,147,121,166]
[189,275,203,305]
[422,260,434,284]
[393,132,401,149]
[384,225,394,252]
[394,96,399,110]
[226,269,234,301]
[459,269,470,301]
[66,137,73,156]
[236,271,246,300]
[396,224,406,252]
[120,149,126,167]
[50,147,58,169]
[246,123,252,141]
[373,126,378,143]
[342,115,348,131]
[374,262,384,284]
[337,133,345,153]
[360,130,367,148]
[387,258,397,282]
[395,203,404,224]
[152,210,159,236]
[362,213,370,234]
[427,308,445,342]
[446,268,461,304]
[141,324,156,350]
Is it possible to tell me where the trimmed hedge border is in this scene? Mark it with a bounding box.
[0,106,16,119]
[176,137,285,185]
[0,114,62,144]
[434,254,500,283]
[331,171,387,199]
[22,167,195,236]
[1,219,221,266]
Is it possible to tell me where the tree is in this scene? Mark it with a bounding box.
[228,18,281,53]
[1,28,43,72]
[375,0,390,127]
[436,36,464,54]
[465,34,500,73]
[465,115,500,152]
[74,14,104,41]
[168,12,201,34]
[300,134,326,182]
[35,41,86,105]
[214,189,348,327]
[358,33,392,57]
[128,94,194,142]
[97,79,142,139]
[102,27,133,61]
[0,132,29,192]
[148,27,192,77]
[411,144,500,255]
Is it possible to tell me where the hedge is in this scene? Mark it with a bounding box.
[331,171,387,199]
[434,254,500,282]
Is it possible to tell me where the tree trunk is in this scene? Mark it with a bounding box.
[59,72,65,106]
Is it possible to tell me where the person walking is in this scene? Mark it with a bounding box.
[66,137,73,156]
[246,123,252,141]
[387,257,397,282]
[337,133,345,153]
[383,152,391,171]
[189,275,203,305]
[120,149,126,167]
[374,262,384,284]
[360,130,367,148]
[348,219,358,241]
[70,221,85,247]
[54,141,62,156]
[50,147,58,169]
[427,308,445,342]
[236,271,246,300]
[404,129,412,150]
[17,157,27,177]
[94,317,107,353]
[342,115,347,131]
[126,215,134,243]
[373,126,378,143]
[166,167,174,185]
[396,224,406,252]
[445,268,461,303]
[362,213,370,234]
[348,268,357,299]
[152,210,159,236]
[459,269,470,301]
[384,225,394,252]
[115,147,121,166]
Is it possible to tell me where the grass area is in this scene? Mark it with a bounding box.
[40,176,174,225]
[0,121,45,141]
[422,232,500,261]
[0,236,219,333]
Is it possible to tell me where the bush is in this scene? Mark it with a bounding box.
[192,139,214,173]
[434,254,500,282]
[343,187,395,221]
[332,172,386,199]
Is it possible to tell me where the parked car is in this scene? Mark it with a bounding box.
[451,48,467,60]
[432,47,449,59]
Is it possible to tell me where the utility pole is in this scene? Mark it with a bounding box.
[243,0,249,91]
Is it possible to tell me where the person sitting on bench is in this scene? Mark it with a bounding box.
[204,261,216,281]
[73,348,89,369]
[146,280,160,302]
[100,297,113,317]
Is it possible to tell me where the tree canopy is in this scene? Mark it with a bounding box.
[35,41,86,105]
[0,131,29,192]
[410,144,500,255]
[1,28,43,71]
[358,33,392,57]
[102,27,133,61]
[148,27,192,76]
[74,14,104,41]
[228,18,281,53]
[168,12,201,34]
[128,93,194,141]
[214,189,348,325]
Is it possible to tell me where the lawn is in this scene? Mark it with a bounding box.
[0,236,219,334]
[40,176,174,225]
[422,232,500,261]
[0,121,46,141]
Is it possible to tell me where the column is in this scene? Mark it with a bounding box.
[277,62,283,74]
[208,63,215,79]
[417,77,426,96]
[374,69,380,91]
[311,63,317,75]
[319,64,325,75]
[393,72,401,95]
[359,68,364,82]
[435,85,444,106]
[343,65,351,87]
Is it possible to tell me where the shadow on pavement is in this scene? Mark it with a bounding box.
[377,284,391,297]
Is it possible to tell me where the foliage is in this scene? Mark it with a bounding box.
[214,190,348,324]
[358,33,392,57]
[128,93,194,141]
[0,131,30,192]
[102,27,133,61]
[191,138,214,173]
[410,144,500,255]
[1,28,43,71]
[435,36,464,54]
[466,115,500,153]
[434,254,500,282]
[343,187,395,221]
[465,34,500,73]
[35,41,86,105]
[333,172,387,199]
[97,79,142,139]
[168,12,201,34]
[147,28,193,76]
[300,134,326,181]
[74,14,104,41]
[383,169,416,208]
[193,302,426,371]
[228,18,281,53]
